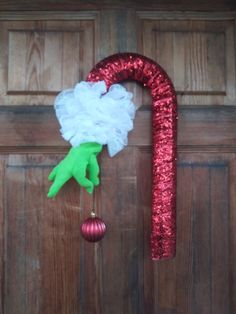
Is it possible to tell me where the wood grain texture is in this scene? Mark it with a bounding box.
[0,157,5,314]
[229,158,236,312]
[3,154,88,313]
[0,0,236,11]
[0,105,236,152]
[0,7,236,314]
[99,9,143,108]
[0,18,97,105]
[2,152,236,313]
[138,16,236,105]
[178,154,236,314]
[137,148,152,313]
[136,150,236,314]
[99,149,142,314]
[176,164,193,313]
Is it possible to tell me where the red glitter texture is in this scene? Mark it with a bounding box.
[87,53,177,260]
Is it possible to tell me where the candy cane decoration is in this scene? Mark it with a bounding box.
[87,53,177,260]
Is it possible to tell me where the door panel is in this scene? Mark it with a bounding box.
[0,15,98,106]
[3,155,82,313]
[0,9,236,314]
[1,108,236,313]
[138,13,236,106]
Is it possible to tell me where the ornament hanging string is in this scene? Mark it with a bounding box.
[87,53,177,260]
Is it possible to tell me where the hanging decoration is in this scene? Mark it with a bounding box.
[48,53,177,260]
[81,212,107,242]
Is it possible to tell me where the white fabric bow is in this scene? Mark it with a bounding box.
[54,80,136,157]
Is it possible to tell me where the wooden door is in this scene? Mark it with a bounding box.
[0,5,236,314]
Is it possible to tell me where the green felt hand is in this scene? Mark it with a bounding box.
[47,142,103,198]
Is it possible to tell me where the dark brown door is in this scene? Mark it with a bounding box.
[0,5,236,314]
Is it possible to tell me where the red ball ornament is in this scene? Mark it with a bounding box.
[81,212,106,242]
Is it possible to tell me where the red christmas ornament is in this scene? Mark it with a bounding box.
[81,212,106,242]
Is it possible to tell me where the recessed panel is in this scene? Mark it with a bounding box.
[0,17,97,105]
[8,30,81,93]
[139,17,236,105]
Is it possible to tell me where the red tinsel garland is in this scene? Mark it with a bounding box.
[87,53,177,260]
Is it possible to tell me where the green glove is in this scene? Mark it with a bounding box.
[47,142,102,198]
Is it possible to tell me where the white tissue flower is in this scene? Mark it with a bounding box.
[55,80,136,157]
